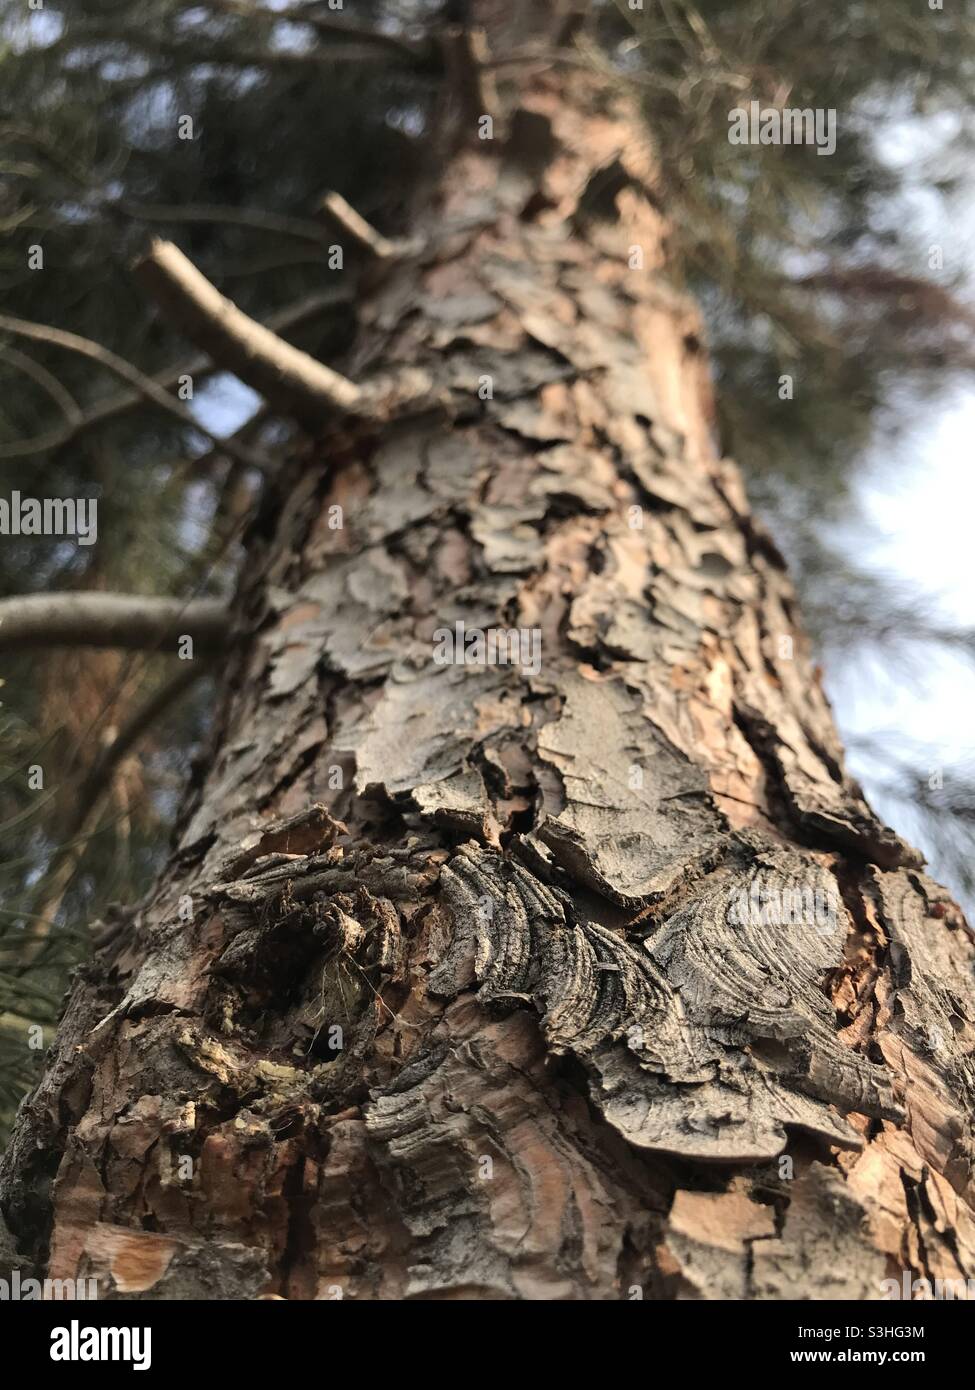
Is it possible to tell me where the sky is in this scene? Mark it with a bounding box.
[827,387,975,898]
[821,114,975,901]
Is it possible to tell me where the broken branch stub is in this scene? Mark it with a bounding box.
[133,238,365,428]
[317,191,424,261]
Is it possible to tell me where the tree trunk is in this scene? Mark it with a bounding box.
[3,28,974,1303]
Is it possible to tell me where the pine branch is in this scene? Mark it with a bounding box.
[116,200,336,246]
[0,312,268,470]
[0,288,348,461]
[0,345,83,430]
[317,191,423,261]
[133,237,367,425]
[0,594,230,654]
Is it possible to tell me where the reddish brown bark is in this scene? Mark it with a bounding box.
[2,25,973,1302]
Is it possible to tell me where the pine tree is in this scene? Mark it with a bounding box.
[1,0,974,1298]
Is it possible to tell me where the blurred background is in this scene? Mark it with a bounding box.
[0,0,972,1132]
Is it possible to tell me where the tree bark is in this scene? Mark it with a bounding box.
[3,43,974,1303]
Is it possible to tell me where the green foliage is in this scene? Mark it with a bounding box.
[593,0,975,476]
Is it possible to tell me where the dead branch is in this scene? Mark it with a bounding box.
[0,312,268,470]
[0,593,230,654]
[117,200,334,246]
[317,191,424,260]
[0,345,83,430]
[0,288,347,461]
[442,25,499,132]
[133,237,366,425]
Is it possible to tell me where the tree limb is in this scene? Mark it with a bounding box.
[317,191,423,260]
[133,237,366,425]
[0,287,348,461]
[116,200,335,246]
[0,594,230,654]
[442,24,498,130]
[0,345,83,430]
[0,312,268,470]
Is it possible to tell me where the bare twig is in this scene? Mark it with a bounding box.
[317,191,423,261]
[0,347,86,461]
[116,200,335,246]
[0,593,230,654]
[0,345,83,430]
[442,25,498,132]
[0,312,268,470]
[0,288,347,461]
[133,237,365,425]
